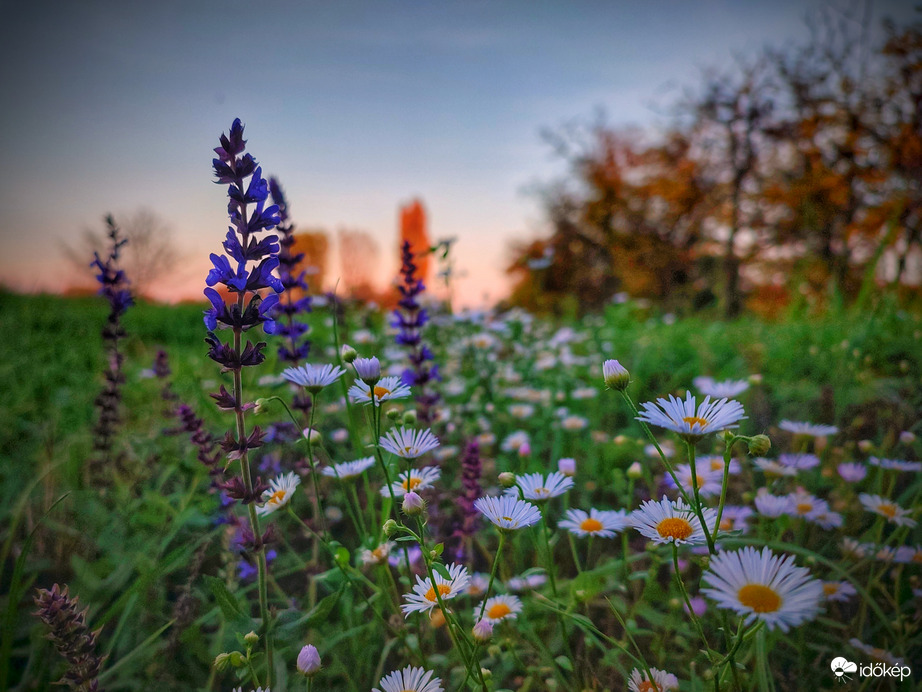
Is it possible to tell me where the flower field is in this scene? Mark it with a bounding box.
[2,120,921,692]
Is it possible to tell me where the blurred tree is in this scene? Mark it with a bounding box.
[399,199,431,285]
[338,228,381,300]
[63,208,179,297]
[291,230,329,293]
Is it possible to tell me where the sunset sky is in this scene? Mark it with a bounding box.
[2,1,916,306]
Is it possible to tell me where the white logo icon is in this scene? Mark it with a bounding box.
[831,657,858,683]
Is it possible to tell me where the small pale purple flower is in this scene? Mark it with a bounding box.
[297,644,321,676]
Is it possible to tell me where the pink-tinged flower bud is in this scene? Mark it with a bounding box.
[472,618,494,642]
[899,431,916,444]
[402,491,426,516]
[602,359,630,391]
[498,472,516,488]
[858,440,873,453]
[558,458,576,476]
[518,442,531,458]
[297,644,321,676]
[302,427,322,444]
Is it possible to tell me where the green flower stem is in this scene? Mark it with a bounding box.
[685,441,716,555]
[232,284,273,684]
[671,544,715,662]
[462,531,507,690]
[412,518,486,691]
[619,390,693,507]
[304,395,328,536]
[714,436,741,543]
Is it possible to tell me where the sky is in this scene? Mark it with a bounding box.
[1,0,917,306]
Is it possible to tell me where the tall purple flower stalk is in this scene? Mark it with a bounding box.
[204,118,278,678]
[33,584,105,692]
[268,177,312,415]
[452,440,482,560]
[393,239,440,425]
[88,216,133,478]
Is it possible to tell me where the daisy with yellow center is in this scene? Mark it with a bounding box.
[401,563,470,617]
[380,426,440,459]
[505,471,574,502]
[477,594,523,623]
[702,546,823,632]
[858,493,917,527]
[321,456,376,481]
[474,495,541,532]
[373,665,443,692]
[360,541,395,566]
[630,497,715,546]
[255,471,301,517]
[380,466,441,498]
[348,376,411,404]
[627,667,679,692]
[559,508,629,538]
[821,580,857,602]
[636,391,746,441]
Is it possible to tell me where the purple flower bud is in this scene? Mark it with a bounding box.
[353,356,381,384]
[402,491,426,516]
[297,644,321,676]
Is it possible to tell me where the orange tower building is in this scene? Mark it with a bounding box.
[399,199,431,285]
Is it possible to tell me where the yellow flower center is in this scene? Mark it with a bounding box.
[372,546,388,560]
[822,583,839,596]
[636,682,659,692]
[796,503,813,514]
[533,487,550,497]
[424,583,453,602]
[502,516,514,522]
[682,415,709,428]
[268,489,286,505]
[737,584,781,613]
[719,518,734,531]
[401,477,423,491]
[580,518,604,533]
[656,517,693,541]
[877,504,897,519]
[710,460,723,471]
[487,603,512,619]
[373,385,391,399]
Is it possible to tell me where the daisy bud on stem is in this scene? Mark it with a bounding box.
[383,519,399,537]
[747,434,771,456]
[402,491,426,517]
[297,644,321,677]
[603,359,631,391]
[498,472,516,488]
[472,618,494,642]
[340,344,357,363]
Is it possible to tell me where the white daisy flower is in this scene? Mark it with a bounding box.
[788,489,829,520]
[812,510,843,530]
[401,563,470,617]
[380,466,441,497]
[778,453,820,470]
[837,462,867,482]
[360,541,395,566]
[858,494,917,527]
[373,666,443,692]
[559,508,629,538]
[281,363,346,393]
[717,505,753,533]
[702,546,824,632]
[255,472,301,517]
[753,458,798,478]
[506,571,547,592]
[630,496,716,546]
[693,376,749,399]
[500,430,530,452]
[380,427,440,459]
[822,581,857,602]
[348,376,412,404]
[636,392,746,441]
[478,594,523,623]
[465,572,489,598]
[321,456,376,480]
[474,495,542,531]
[508,403,535,419]
[506,472,574,502]
[700,455,741,475]
[840,538,870,560]
[779,420,838,437]
[667,464,723,498]
[561,415,589,431]
[848,639,905,666]
[868,457,922,472]
[628,667,679,692]
[754,491,794,517]
[894,545,922,564]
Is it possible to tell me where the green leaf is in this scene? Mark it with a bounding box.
[433,563,451,580]
[555,655,573,671]
[204,575,250,628]
[432,542,444,556]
